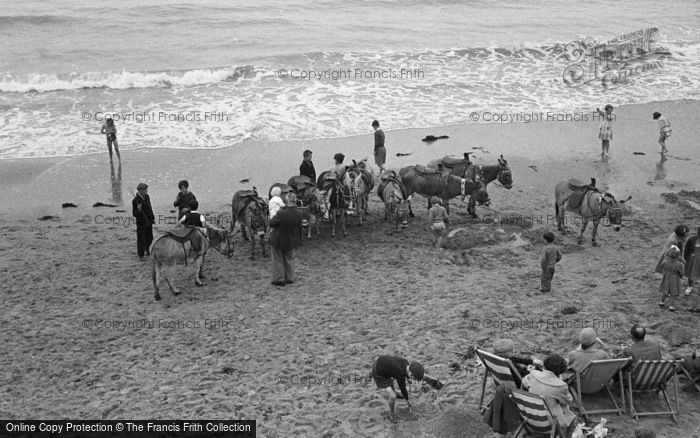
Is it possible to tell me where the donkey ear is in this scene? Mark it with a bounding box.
[620,195,632,204]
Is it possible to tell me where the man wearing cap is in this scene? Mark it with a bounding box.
[269,192,304,287]
[567,328,610,373]
[621,325,662,365]
[132,182,155,261]
[370,355,426,423]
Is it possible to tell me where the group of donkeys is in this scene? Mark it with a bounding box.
[229,154,514,258]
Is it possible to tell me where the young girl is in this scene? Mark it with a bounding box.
[427,196,449,248]
[659,245,685,311]
[596,104,614,159]
[101,117,121,162]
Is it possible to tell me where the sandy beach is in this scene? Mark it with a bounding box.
[1,99,700,438]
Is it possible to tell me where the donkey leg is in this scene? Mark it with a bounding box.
[261,234,268,257]
[152,259,162,301]
[591,220,600,246]
[198,253,206,280]
[341,212,348,237]
[194,256,204,286]
[164,264,179,295]
[468,196,477,218]
[578,220,588,244]
[249,228,256,260]
[444,200,450,216]
[331,210,336,237]
[241,220,250,241]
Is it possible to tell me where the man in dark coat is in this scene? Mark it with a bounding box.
[269,193,304,286]
[132,182,155,260]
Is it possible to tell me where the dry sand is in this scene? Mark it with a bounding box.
[1,100,699,437]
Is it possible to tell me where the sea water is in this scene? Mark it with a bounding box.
[0,0,698,159]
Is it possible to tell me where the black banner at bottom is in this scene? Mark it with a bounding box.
[0,421,255,437]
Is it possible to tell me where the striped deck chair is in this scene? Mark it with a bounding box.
[509,388,567,438]
[568,358,629,419]
[476,348,523,411]
[626,359,682,422]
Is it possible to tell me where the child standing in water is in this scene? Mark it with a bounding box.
[653,111,671,155]
[101,117,121,162]
[596,104,614,159]
[659,245,684,311]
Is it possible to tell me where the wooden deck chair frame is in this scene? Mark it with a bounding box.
[476,348,523,411]
[510,388,567,438]
[678,366,700,392]
[568,358,629,419]
[626,359,682,422]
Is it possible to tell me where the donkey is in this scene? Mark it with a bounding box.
[377,173,409,234]
[318,171,350,237]
[429,154,513,217]
[231,189,269,259]
[399,165,490,216]
[150,224,233,300]
[554,178,631,246]
[343,159,374,226]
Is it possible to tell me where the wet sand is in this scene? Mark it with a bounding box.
[1,100,699,437]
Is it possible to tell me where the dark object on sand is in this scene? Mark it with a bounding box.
[472,146,483,150]
[422,135,449,142]
[633,152,646,155]
[62,202,78,208]
[396,152,412,157]
[239,178,250,183]
[456,345,477,360]
[93,202,117,208]
[561,306,578,315]
[169,209,176,213]
[38,215,59,221]
[115,209,126,213]
[528,165,538,172]
[424,376,444,390]
[222,366,237,375]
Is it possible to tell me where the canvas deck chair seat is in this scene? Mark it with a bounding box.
[626,359,682,422]
[509,388,568,438]
[567,358,629,419]
[476,348,524,411]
